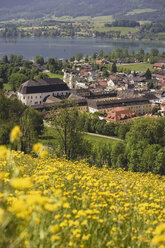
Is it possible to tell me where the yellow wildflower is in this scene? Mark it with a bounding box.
[0,145,8,160]
[10,177,33,190]
[51,235,60,241]
[50,224,60,233]
[33,143,43,154]
[10,125,22,143]
[0,208,4,224]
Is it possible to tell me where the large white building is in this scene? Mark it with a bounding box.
[17,78,71,106]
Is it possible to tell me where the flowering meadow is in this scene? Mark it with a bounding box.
[0,127,165,248]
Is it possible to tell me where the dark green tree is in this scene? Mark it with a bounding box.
[111,62,117,73]
[9,73,28,91]
[102,69,109,78]
[35,56,44,65]
[49,104,90,160]
[145,68,152,80]
[20,108,43,153]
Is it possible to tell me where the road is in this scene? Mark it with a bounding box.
[84,132,123,141]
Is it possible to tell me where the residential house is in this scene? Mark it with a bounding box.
[104,107,138,123]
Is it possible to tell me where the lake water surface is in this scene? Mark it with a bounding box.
[0,37,165,60]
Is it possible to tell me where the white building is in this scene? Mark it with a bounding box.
[17,78,71,106]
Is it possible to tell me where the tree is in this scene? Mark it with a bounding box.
[20,108,43,153]
[49,104,90,160]
[145,68,152,80]
[75,53,83,61]
[1,55,8,64]
[147,81,154,90]
[9,73,28,91]
[111,62,117,73]
[35,56,44,65]
[150,48,159,57]
[102,69,109,78]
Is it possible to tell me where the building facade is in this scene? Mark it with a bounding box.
[17,78,71,106]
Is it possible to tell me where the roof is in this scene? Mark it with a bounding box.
[153,63,164,67]
[18,78,70,94]
[88,97,150,110]
[105,107,137,122]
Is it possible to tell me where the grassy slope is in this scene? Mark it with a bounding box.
[126,8,157,15]
[40,126,118,151]
[117,62,154,72]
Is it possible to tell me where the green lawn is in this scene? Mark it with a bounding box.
[117,62,154,72]
[47,72,64,79]
[83,133,119,145]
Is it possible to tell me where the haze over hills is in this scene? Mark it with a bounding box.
[0,0,165,21]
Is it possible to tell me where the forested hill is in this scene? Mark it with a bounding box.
[0,0,165,21]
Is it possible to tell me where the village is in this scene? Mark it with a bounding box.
[12,57,165,124]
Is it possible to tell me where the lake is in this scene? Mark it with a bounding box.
[0,37,165,60]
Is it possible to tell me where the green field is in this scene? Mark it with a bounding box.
[126,8,156,15]
[93,26,138,35]
[83,133,119,145]
[117,62,154,72]
[52,15,114,23]
[40,126,119,152]
[47,72,64,79]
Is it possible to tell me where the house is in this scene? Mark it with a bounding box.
[160,102,165,112]
[153,63,165,70]
[104,107,137,123]
[17,78,71,106]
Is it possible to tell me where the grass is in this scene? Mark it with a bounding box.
[117,62,154,72]
[126,8,156,15]
[40,126,119,152]
[83,133,119,145]
[52,15,114,23]
[3,83,12,91]
[47,73,64,80]
[92,26,138,35]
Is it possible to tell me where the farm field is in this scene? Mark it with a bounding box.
[126,8,156,16]
[0,146,165,247]
[93,26,138,35]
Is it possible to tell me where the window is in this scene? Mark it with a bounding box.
[35,102,38,105]
[31,96,33,99]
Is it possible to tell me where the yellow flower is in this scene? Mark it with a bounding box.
[50,224,60,233]
[10,126,22,143]
[51,235,60,241]
[33,143,48,158]
[0,208,4,224]
[33,143,43,154]
[10,177,33,190]
[40,150,48,159]
[0,145,8,160]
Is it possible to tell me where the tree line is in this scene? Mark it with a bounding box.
[0,92,43,153]
[0,54,65,91]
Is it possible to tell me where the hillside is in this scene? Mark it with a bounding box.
[0,148,165,247]
[0,0,165,21]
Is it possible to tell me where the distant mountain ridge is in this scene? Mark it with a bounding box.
[0,0,165,21]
